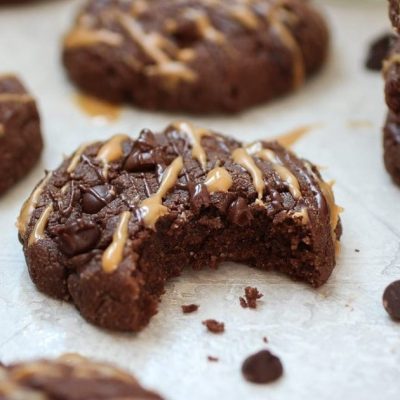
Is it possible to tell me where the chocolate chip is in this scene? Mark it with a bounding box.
[124,150,157,172]
[365,33,396,71]
[57,220,100,256]
[189,183,210,210]
[228,197,253,226]
[242,350,283,384]
[82,185,115,214]
[136,129,156,151]
[383,280,400,320]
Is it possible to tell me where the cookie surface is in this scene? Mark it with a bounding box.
[0,75,43,195]
[0,354,163,399]
[18,122,342,332]
[389,0,400,33]
[62,0,329,114]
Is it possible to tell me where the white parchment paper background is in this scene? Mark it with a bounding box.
[0,1,399,399]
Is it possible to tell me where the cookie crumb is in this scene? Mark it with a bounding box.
[207,356,219,362]
[355,249,360,253]
[202,319,225,334]
[263,337,268,343]
[181,304,199,314]
[240,287,263,309]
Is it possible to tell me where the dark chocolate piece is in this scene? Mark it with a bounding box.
[0,74,43,195]
[0,354,163,400]
[383,280,400,320]
[241,350,283,384]
[207,356,219,362]
[182,304,199,314]
[18,122,342,332]
[365,33,396,71]
[62,0,329,114]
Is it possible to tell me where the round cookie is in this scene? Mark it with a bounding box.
[0,354,163,399]
[0,75,43,195]
[389,0,400,33]
[62,0,329,114]
[383,112,400,186]
[18,122,342,332]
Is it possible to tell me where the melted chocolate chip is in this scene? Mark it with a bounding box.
[82,185,115,214]
[228,197,253,226]
[365,33,396,71]
[136,129,156,151]
[57,220,100,256]
[124,150,157,172]
[189,183,210,210]
[242,350,283,384]
[383,280,400,320]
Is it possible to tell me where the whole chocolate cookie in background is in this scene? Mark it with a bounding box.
[62,0,329,114]
[383,112,400,186]
[18,122,342,332]
[0,75,43,195]
[389,0,400,33]
[0,354,163,399]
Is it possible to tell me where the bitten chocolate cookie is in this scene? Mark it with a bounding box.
[0,75,43,195]
[18,122,342,332]
[62,0,329,114]
[0,354,163,399]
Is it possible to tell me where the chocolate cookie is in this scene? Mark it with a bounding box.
[62,0,329,114]
[0,354,163,399]
[18,122,342,332]
[389,0,400,33]
[0,75,43,195]
[383,112,400,185]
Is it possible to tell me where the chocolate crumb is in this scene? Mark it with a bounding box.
[263,337,268,344]
[242,350,283,384]
[240,287,263,309]
[355,249,360,253]
[207,356,219,362]
[181,304,199,314]
[383,280,400,320]
[202,319,225,334]
[365,33,396,71]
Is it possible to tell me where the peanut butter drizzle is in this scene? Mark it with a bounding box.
[17,172,53,237]
[118,14,196,83]
[74,93,121,121]
[383,53,400,74]
[229,5,259,29]
[248,143,301,199]
[274,125,314,148]
[319,180,342,237]
[64,28,123,48]
[67,142,93,174]
[232,148,265,200]
[0,93,33,103]
[28,204,53,246]
[204,167,233,193]
[96,134,129,178]
[173,121,211,169]
[267,1,305,88]
[184,9,225,44]
[292,208,309,224]
[139,156,184,228]
[102,211,131,273]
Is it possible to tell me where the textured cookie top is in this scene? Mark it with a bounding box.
[389,0,400,32]
[19,121,340,272]
[63,0,329,112]
[0,354,163,399]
